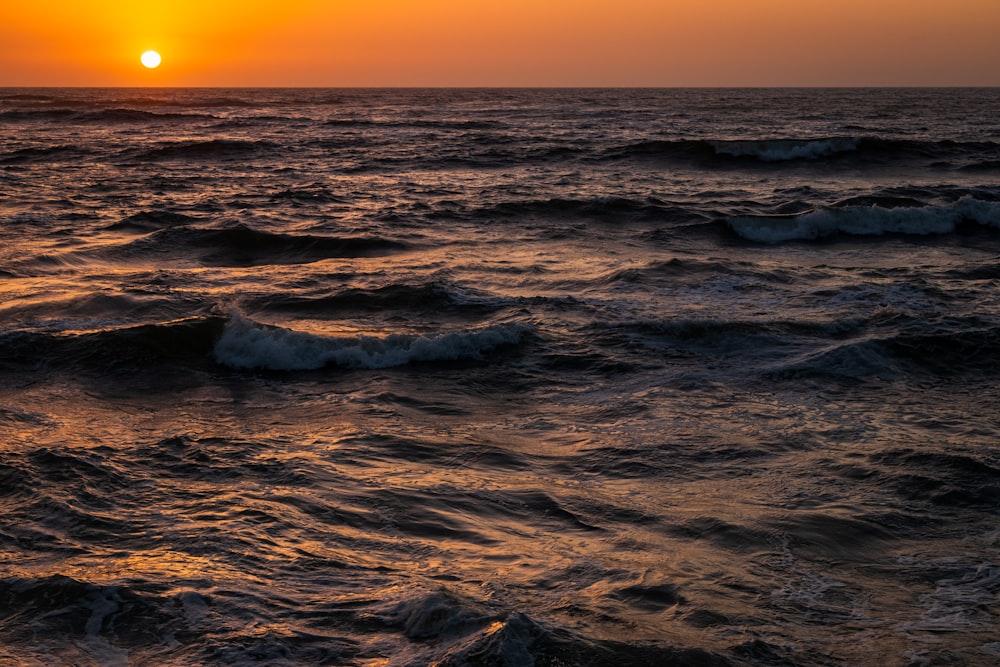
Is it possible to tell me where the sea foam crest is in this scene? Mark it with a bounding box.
[711,137,861,161]
[214,312,528,370]
[728,197,1000,243]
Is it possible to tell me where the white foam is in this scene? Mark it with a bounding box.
[712,137,861,161]
[213,312,529,370]
[898,562,1000,635]
[82,588,131,667]
[728,197,1000,243]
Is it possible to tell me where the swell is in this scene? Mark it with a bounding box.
[770,324,1000,379]
[431,196,705,224]
[0,145,95,165]
[124,139,278,162]
[103,210,202,232]
[591,316,1000,379]
[0,108,81,122]
[605,136,1000,168]
[870,449,1000,509]
[79,108,216,123]
[245,282,502,317]
[602,257,796,285]
[728,196,1000,243]
[0,316,227,372]
[270,185,348,204]
[111,225,410,267]
[324,117,502,130]
[0,292,207,329]
[99,95,259,108]
[342,144,582,173]
[0,108,213,123]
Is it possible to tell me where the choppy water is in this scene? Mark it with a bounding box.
[2,87,1000,666]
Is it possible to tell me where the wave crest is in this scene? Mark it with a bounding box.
[213,313,529,370]
[728,197,1000,243]
[710,137,861,161]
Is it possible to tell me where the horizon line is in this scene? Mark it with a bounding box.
[2,84,999,90]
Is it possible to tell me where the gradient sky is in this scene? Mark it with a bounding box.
[1,0,998,87]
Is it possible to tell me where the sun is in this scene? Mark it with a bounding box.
[140,50,162,69]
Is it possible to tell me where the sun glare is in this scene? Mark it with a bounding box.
[141,50,162,69]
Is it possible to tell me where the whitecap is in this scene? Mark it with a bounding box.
[213,312,529,370]
[728,196,1000,243]
[711,137,861,161]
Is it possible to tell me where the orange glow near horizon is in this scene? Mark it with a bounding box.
[1,0,998,87]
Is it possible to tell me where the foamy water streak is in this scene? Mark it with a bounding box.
[1,87,999,667]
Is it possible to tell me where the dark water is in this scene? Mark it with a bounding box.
[2,88,1000,666]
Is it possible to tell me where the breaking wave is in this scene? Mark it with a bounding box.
[213,313,530,370]
[728,197,1000,243]
[711,136,862,161]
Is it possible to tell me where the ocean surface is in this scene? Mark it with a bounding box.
[1,87,999,666]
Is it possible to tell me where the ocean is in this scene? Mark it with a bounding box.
[1,87,999,666]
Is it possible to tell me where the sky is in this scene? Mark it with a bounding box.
[1,0,998,87]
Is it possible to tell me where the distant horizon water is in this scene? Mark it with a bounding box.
[6,84,1000,89]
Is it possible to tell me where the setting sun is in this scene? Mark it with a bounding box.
[140,50,161,69]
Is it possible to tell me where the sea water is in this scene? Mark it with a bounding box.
[1,88,999,666]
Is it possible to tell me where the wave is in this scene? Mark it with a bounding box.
[0,108,80,122]
[433,197,704,224]
[355,589,736,667]
[78,108,215,123]
[0,93,63,102]
[728,197,1000,243]
[128,139,277,161]
[0,108,214,124]
[0,145,93,164]
[0,575,181,660]
[0,92,256,108]
[430,610,732,667]
[110,95,260,109]
[712,136,862,161]
[0,292,196,327]
[247,282,501,316]
[104,210,202,232]
[213,312,530,370]
[118,225,409,266]
[324,117,501,130]
[592,315,1000,379]
[0,316,226,371]
[607,137,1000,167]
[349,147,582,174]
[958,159,1000,172]
[270,185,347,204]
[603,257,795,285]
[0,577,738,666]
[769,324,1000,379]
[872,449,1000,508]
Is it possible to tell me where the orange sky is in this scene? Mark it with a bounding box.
[1,0,998,87]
